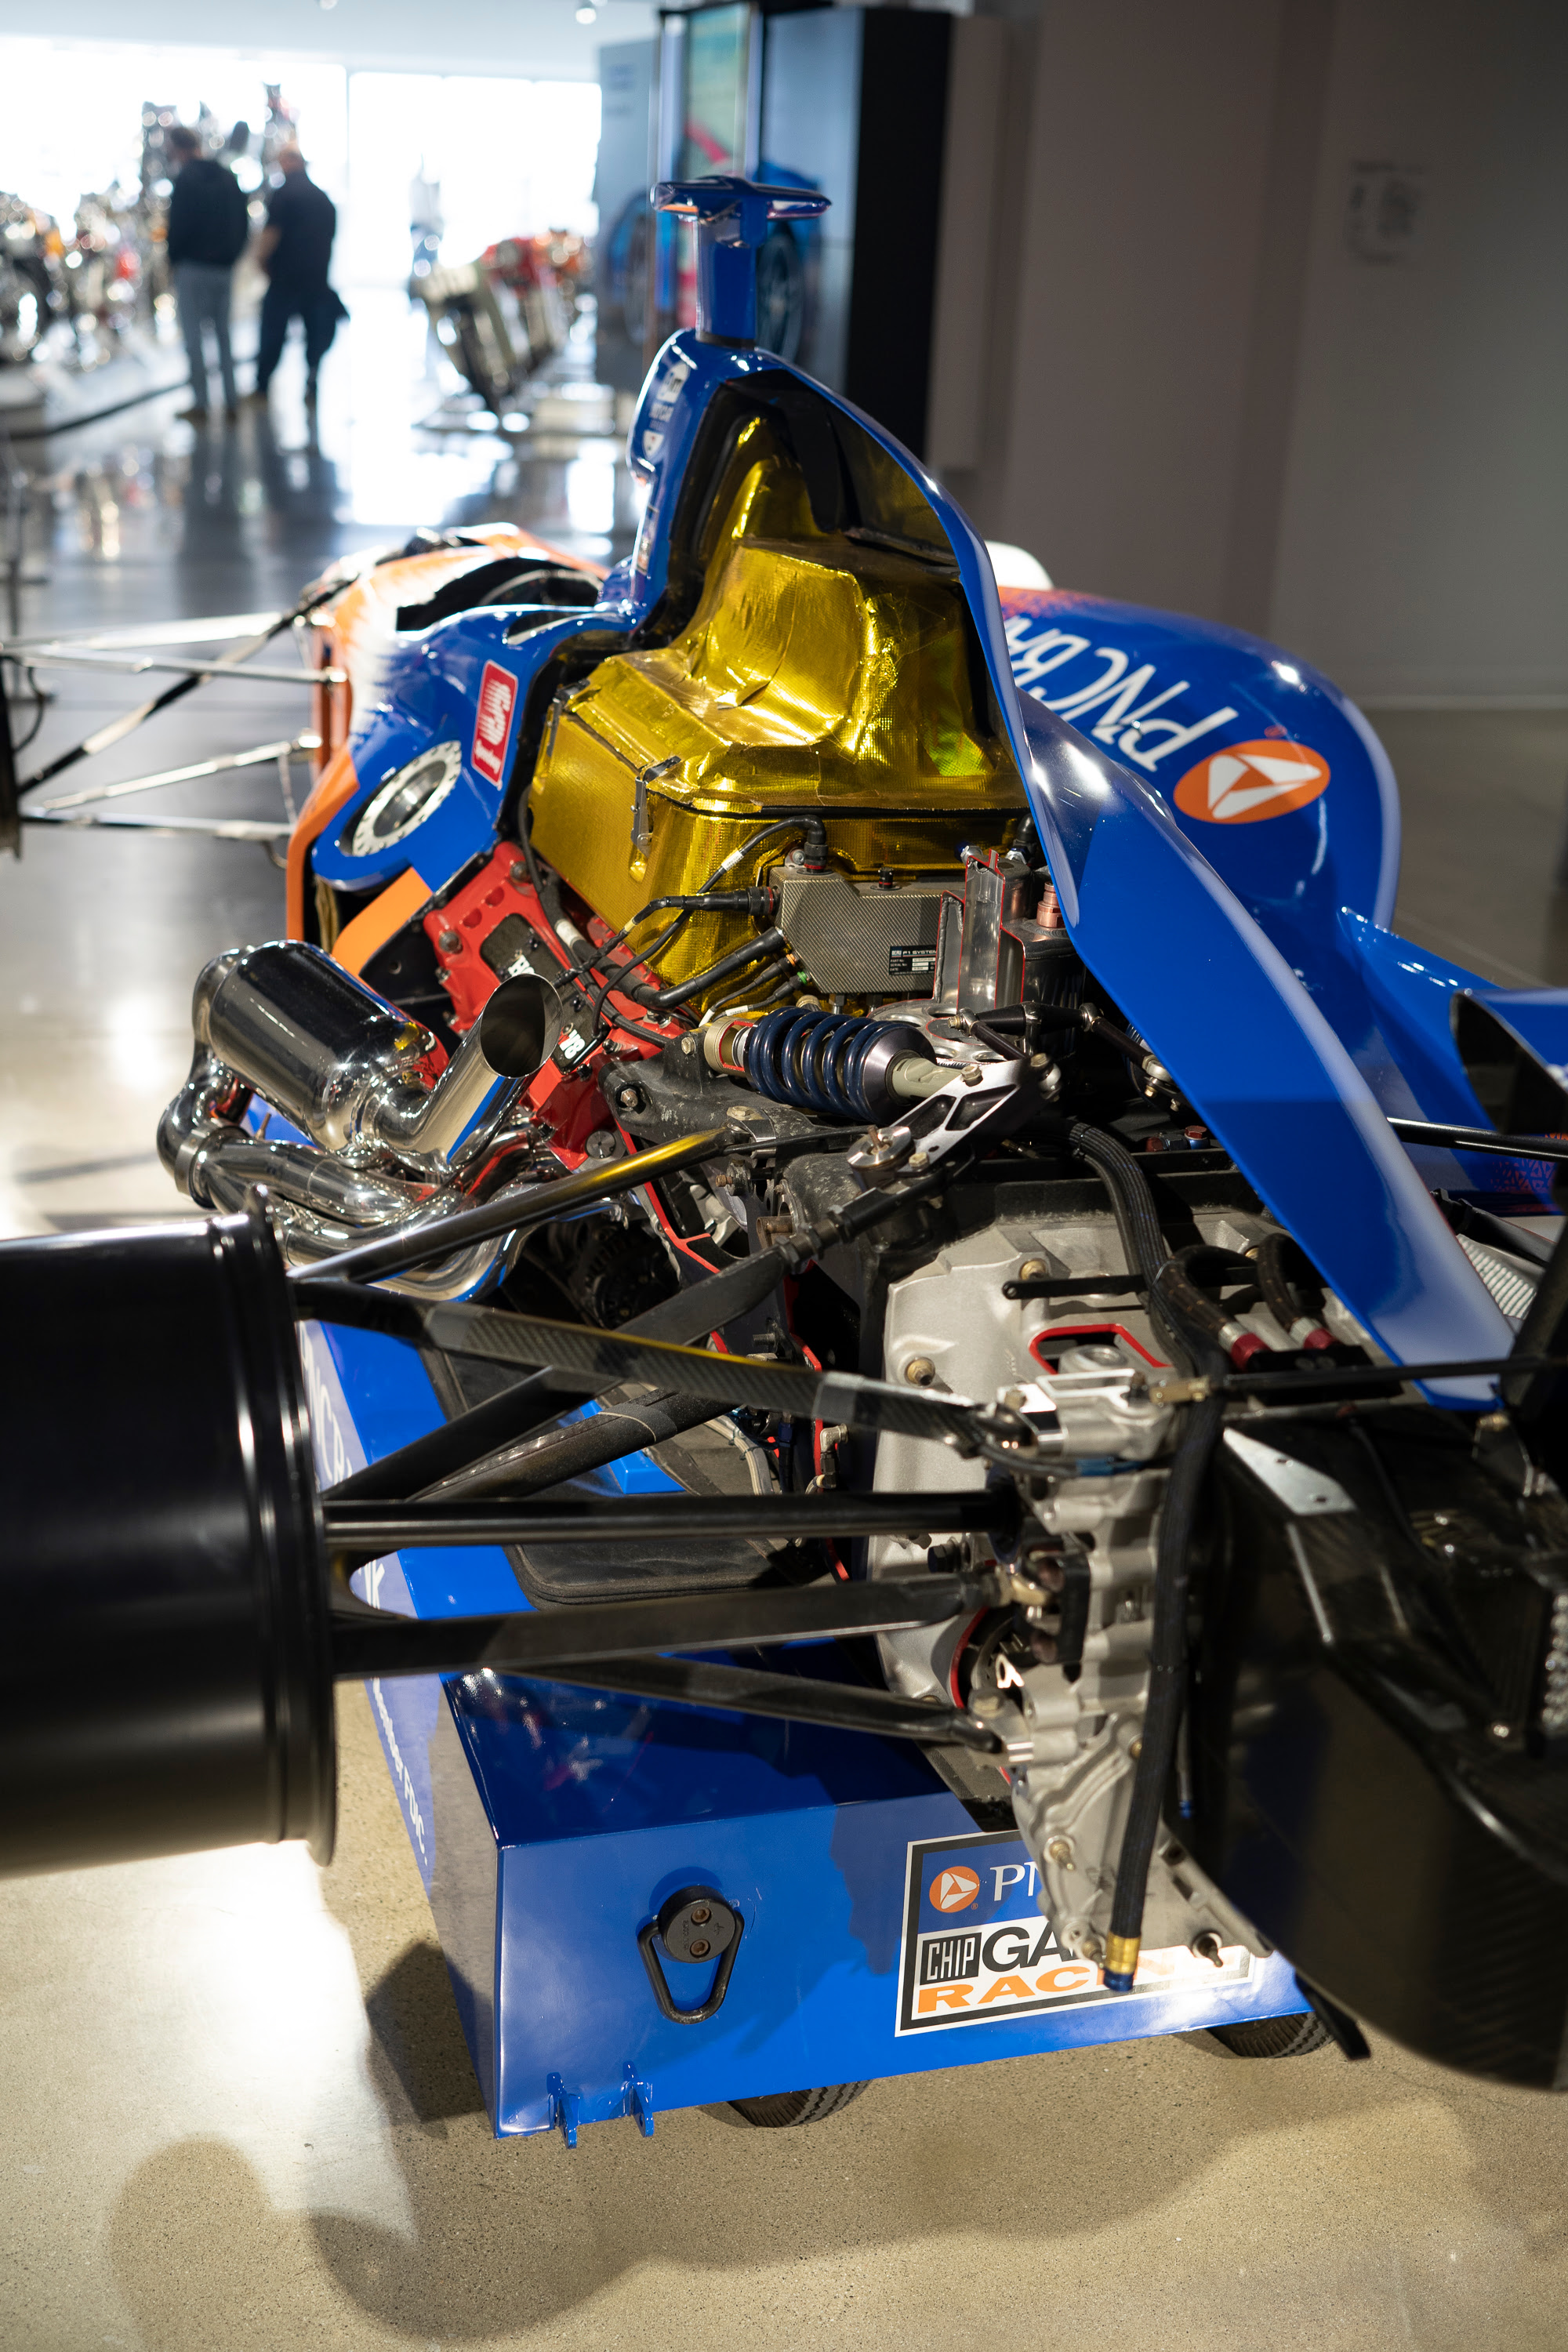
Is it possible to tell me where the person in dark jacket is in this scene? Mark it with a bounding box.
[251,146,346,405]
[165,125,249,419]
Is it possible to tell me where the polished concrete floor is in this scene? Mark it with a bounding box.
[4,303,1568,2350]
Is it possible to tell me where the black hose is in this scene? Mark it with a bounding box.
[1065,1120,1192,1374]
[1156,1243,1250,1356]
[1254,1229,1325,1336]
[1103,1380,1226,1989]
[1064,1122,1232,1991]
[517,802,591,978]
[584,816,819,1038]
[696,957,793,1020]
[633,927,789,1013]
[583,889,766,978]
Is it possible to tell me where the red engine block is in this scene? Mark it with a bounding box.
[421,845,680,1168]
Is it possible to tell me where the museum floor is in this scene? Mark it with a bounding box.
[3,302,1567,2352]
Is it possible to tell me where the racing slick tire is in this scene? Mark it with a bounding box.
[1208,2013,1330,2059]
[729,2082,872,2127]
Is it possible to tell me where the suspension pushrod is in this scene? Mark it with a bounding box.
[1,609,283,653]
[1389,1119,1568,1164]
[24,810,291,840]
[291,1125,734,1287]
[3,650,343,687]
[38,734,315,811]
[538,1654,1003,1751]
[318,1163,946,1504]
[323,1488,1012,1551]
[17,587,324,794]
[329,1570,993,1681]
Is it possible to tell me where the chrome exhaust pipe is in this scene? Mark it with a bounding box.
[187,942,560,1163]
[158,942,568,1287]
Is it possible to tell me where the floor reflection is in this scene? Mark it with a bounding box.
[16,282,639,645]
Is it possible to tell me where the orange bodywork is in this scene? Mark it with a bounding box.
[332,866,434,977]
[285,740,361,942]
[288,526,606,945]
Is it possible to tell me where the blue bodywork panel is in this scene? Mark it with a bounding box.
[299,314,1566,2134]
[301,1322,1306,2135]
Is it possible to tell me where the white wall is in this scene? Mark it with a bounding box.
[1269,0,1568,700]
[985,0,1289,620]
[970,0,1568,699]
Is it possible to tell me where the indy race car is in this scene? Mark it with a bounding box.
[6,178,1568,2137]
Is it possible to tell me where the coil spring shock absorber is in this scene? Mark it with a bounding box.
[702,1007,949,1122]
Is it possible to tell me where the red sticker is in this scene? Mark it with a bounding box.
[471,661,518,786]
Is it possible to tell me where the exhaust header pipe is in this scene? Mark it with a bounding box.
[158,943,572,1282]
[188,941,563,1161]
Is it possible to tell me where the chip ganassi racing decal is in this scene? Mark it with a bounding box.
[471,660,518,786]
[896,1831,1252,2034]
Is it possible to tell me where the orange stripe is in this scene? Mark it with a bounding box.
[285,740,360,939]
[332,866,433,976]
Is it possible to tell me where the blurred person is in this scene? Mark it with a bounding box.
[165,123,249,420]
[250,145,346,407]
[408,160,443,276]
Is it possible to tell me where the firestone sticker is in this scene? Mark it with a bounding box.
[896,1831,1252,2034]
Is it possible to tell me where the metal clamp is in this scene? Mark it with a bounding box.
[637,1884,744,2024]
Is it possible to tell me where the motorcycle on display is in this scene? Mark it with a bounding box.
[0,194,63,365]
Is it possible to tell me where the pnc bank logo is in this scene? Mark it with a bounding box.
[471,661,518,786]
[1173,739,1330,825]
[929,1865,980,1913]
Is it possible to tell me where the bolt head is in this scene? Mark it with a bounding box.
[438,930,462,953]
[903,1356,936,1387]
[1018,1258,1049,1283]
[508,861,528,887]
[960,1062,983,1085]
[680,1034,698,1055]
[1046,1837,1073,1865]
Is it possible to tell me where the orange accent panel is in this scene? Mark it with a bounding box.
[285,740,360,939]
[332,866,434,977]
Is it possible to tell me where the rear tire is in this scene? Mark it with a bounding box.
[1209,2012,1330,2058]
[728,2082,872,2127]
